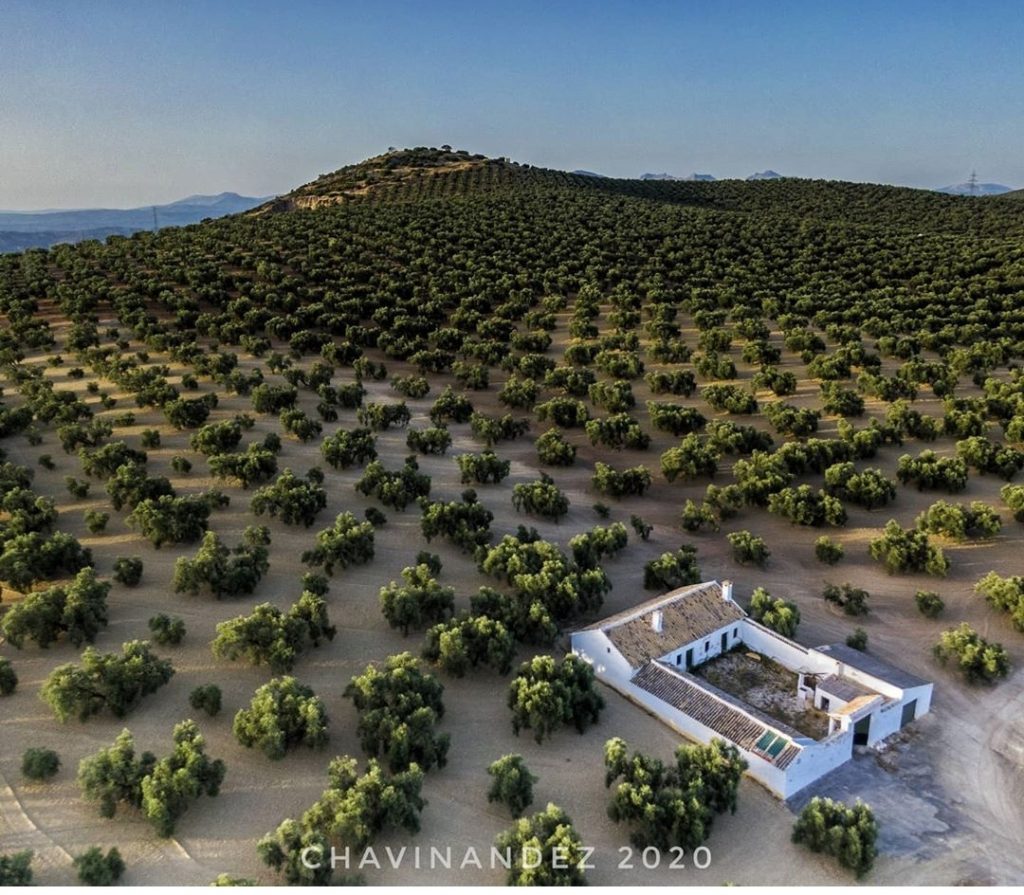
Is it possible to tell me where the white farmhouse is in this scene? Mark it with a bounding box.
[570,580,933,799]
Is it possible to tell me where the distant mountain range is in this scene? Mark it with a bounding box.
[641,172,716,181]
[747,170,784,181]
[0,192,271,252]
[936,181,1014,196]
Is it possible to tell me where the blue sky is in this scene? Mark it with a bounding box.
[2,0,1022,208]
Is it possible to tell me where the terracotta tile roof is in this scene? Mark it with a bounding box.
[589,581,745,668]
[631,661,802,770]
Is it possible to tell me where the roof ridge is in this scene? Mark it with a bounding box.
[579,580,723,632]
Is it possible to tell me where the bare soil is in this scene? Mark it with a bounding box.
[2,310,1024,885]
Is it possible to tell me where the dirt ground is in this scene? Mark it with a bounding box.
[2,309,1024,885]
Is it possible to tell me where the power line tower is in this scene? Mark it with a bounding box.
[967,170,978,196]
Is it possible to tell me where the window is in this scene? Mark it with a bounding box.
[733,627,739,639]
[704,640,710,652]
[675,653,681,666]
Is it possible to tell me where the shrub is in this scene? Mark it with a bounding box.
[84,509,109,533]
[823,583,870,616]
[391,374,430,398]
[815,535,844,565]
[915,590,944,618]
[764,401,820,436]
[74,846,125,886]
[974,571,1024,630]
[65,476,91,499]
[702,384,758,415]
[171,455,192,474]
[140,429,161,449]
[208,443,279,487]
[21,747,60,781]
[630,514,653,540]
[846,628,868,651]
[420,491,494,553]
[189,684,223,717]
[112,556,143,587]
[933,623,1010,684]
[406,425,452,455]
[915,500,1001,540]
[536,397,589,428]
[728,531,770,566]
[428,387,473,425]
[824,463,897,510]
[0,658,17,696]
[0,851,33,884]
[148,614,186,646]
[792,797,878,878]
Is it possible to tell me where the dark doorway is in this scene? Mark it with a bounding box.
[685,648,694,670]
[853,715,871,746]
[900,699,917,728]
[721,632,728,652]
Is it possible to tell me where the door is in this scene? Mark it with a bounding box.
[720,632,728,652]
[853,715,871,746]
[900,699,917,728]
[685,648,694,670]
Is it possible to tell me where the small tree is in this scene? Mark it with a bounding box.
[234,677,329,759]
[251,469,327,527]
[74,846,125,886]
[0,657,18,695]
[422,614,515,677]
[112,556,143,586]
[749,587,800,637]
[487,754,537,817]
[508,654,604,743]
[915,590,944,618]
[869,520,949,576]
[792,797,878,878]
[728,530,770,566]
[1,567,111,649]
[846,628,868,651]
[643,546,701,590]
[0,851,33,885]
[494,803,588,885]
[301,512,375,574]
[535,428,577,466]
[148,614,186,646]
[823,583,870,616]
[380,564,455,636]
[814,535,844,565]
[190,684,223,717]
[41,642,174,722]
[934,623,1010,684]
[21,747,60,780]
[344,653,449,772]
[512,475,569,521]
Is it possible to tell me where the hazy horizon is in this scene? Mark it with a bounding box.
[3,0,1022,209]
